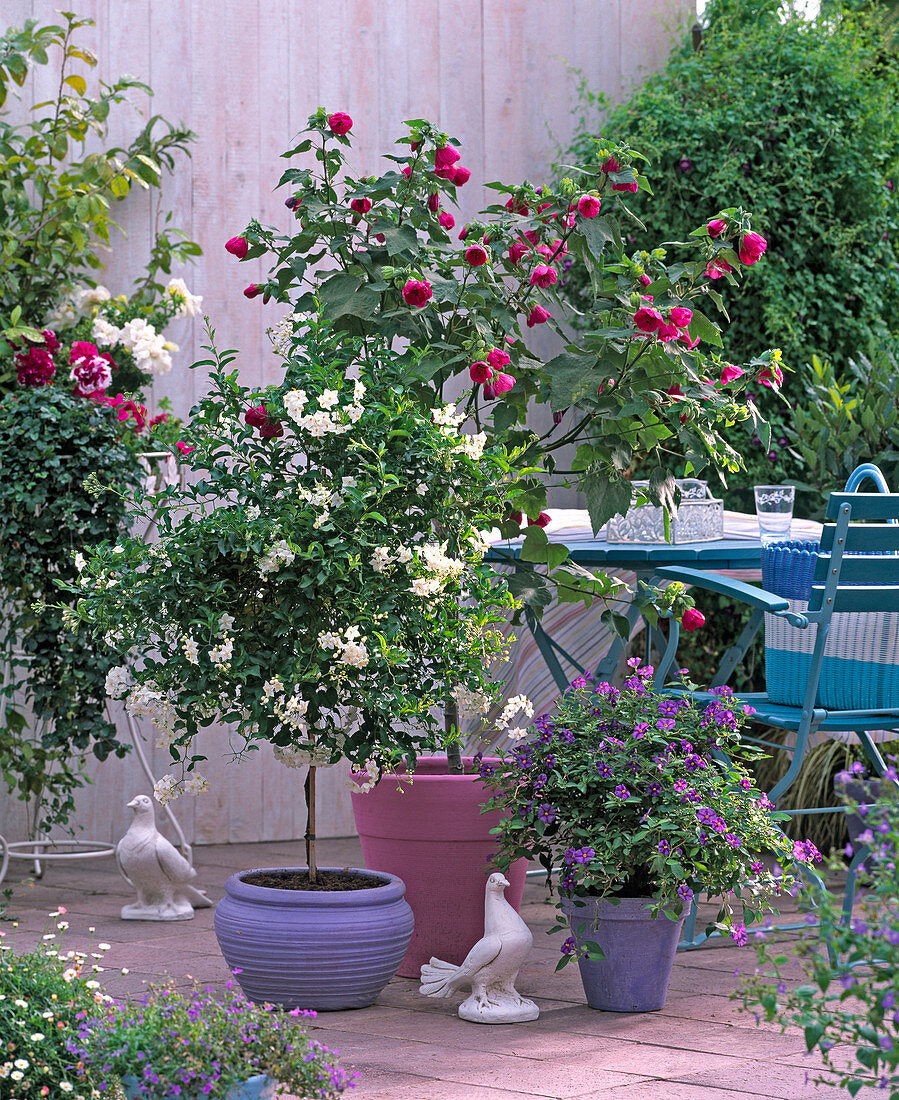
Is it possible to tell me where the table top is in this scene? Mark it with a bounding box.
[485,509,823,572]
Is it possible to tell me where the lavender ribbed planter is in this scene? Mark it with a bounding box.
[214,867,413,1011]
[123,1073,273,1099]
[561,896,685,1012]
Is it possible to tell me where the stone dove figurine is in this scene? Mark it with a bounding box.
[116,795,210,920]
[419,871,539,1023]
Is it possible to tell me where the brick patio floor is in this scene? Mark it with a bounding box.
[1,836,841,1099]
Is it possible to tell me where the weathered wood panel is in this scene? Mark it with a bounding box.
[1,0,690,846]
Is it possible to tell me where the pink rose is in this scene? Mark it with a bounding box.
[327,111,353,136]
[528,512,551,528]
[402,279,433,307]
[434,144,460,172]
[530,264,557,288]
[175,441,195,456]
[464,245,489,267]
[427,193,440,213]
[225,236,249,259]
[759,363,783,388]
[438,211,455,230]
[670,307,693,328]
[470,362,493,384]
[527,304,551,327]
[70,346,112,397]
[244,284,264,299]
[707,218,727,238]
[451,166,471,186]
[493,371,516,395]
[681,607,705,632]
[705,258,732,281]
[149,413,169,429]
[638,273,652,287]
[719,364,745,386]
[577,194,601,218]
[350,197,372,215]
[486,347,510,370]
[602,156,620,173]
[612,179,639,193]
[739,231,767,265]
[633,306,662,333]
[508,240,530,265]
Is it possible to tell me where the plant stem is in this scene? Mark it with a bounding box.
[445,698,463,774]
[305,765,317,882]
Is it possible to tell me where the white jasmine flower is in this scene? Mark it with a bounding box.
[258,539,295,577]
[396,546,413,565]
[181,635,200,664]
[458,431,487,460]
[318,631,342,650]
[105,665,132,699]
[283,389,308,422]
[318,389,339,409]
[496,694,534,731]
[262,677,284,700]
[246,505,261,520]
[218,613,235,634]
[370,546,392,573]
[340,640,369,668]
[411,576,441,597]
[353,379,366,401]
[415,483,427,496]
[209,636,234,669]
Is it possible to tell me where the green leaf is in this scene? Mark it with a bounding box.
[544,349,599,407]
[580,215,620,263]
[507,570,552,610]
[688,309,723,348]
[318,272,381,321]
[64,73,86,95]
[582,472,632,534]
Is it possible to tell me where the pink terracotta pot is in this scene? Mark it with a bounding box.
[350,755,527,978]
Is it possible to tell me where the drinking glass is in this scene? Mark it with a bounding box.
[753,484,794,544]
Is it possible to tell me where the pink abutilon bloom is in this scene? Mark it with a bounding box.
[612,178,639,193]
[682,607,706,632]
[720,363,745,385]
[759,363,783,388]
[739,231,767,265]
[705,258,732,281]
[508,239,530,265]
[327,111,353,135]
[175,441,195,456]
[482,383,497,400]
[602,155,620,173]
[707,218,727,238]
[633,306,662,333]
[656,321,681,342]
[427,193,440,213]
[438,211,455,231]
[225,236,249,259]
[528,512,551,528]
[527,304,551,327]
[434,144,460,172]
[349,197,372,215]
[452,165,471,186]
[469,361,493,384]
[486,347,510,370]
[402,279,433,307]
[505,196,530,215]
[530,264,557,288]
[401,165,413,179]
[464,244,489,267]
[243,284,265,299]
[493,371,516,394]
[670,306,693,328]
[638,272,652,287]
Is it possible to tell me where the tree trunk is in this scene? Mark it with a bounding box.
[445,697,463,774]
[304,765,317,882]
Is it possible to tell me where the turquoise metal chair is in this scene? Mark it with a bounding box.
[653,464,899,947]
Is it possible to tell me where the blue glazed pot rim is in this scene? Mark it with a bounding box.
[223,866,407,907]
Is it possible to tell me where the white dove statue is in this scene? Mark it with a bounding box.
[419,871,539,1023]
[116,795,211,921]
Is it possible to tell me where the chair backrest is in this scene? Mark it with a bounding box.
[810,496,899,615]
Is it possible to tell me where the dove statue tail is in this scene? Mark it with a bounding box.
[419,957,459,997]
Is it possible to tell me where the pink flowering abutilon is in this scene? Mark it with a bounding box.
[243,284,264,299]
[602,156,620,173]
[720,364,745,386]
[492,371,516,395]
[402,279,433,307]
[528,512,551,528]
[225,236,249,259]
[327,111,353,135]
[438,211,455,231]
[434,144,460,172]
[739,232,767,265]
[469,362,493,384]
[669,307,693,328]
[464,244,489,267]
[705,258,732,281]
[451,165,471,186]
[681,607,706,632]
[527,304,551,327]
[759,363,783,388]
[427,193,440,213]
[349,197,372,215]
[508,240,530,265]
[707,218,727,238]
[486,347,510,370]
[633,306,662,333]
[530,264,558,288]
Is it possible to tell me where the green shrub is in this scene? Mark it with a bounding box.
[559,0,899,485]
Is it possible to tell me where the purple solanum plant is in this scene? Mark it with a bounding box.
[479,660,822,963]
